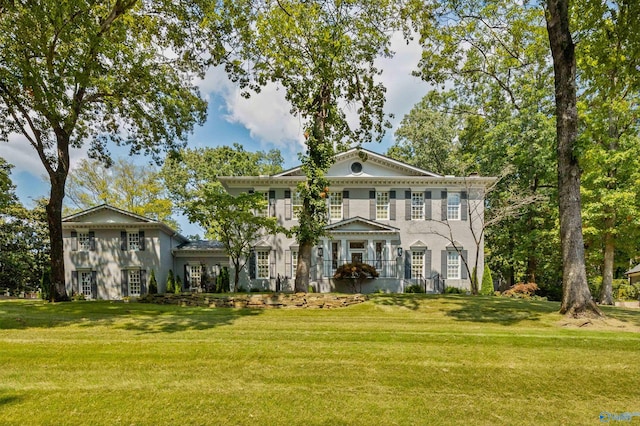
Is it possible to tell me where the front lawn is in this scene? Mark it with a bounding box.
[1,295,639,425]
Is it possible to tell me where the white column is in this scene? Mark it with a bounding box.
[341,238,348,264]
[385,239,391,278]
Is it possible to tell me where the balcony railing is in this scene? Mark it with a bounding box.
[312,259,398,280]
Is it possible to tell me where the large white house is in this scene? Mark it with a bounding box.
[63,148,495,299]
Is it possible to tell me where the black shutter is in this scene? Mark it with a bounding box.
[425,250,432,278]
[72,271,78,295]
[139,231,145,251]
[390,191,396,220]
[184,264,190,288]
[461,250,469,279]
[425,191,432,220]
[91,271,97,299]
[369,190,376,220]
[441,251,448,280]
[441,191,448,220]
[121,269,128,297]
[88,231,96,251]
[461,191,468,221]
[284,190,292,220]
[120,231,127,251]
[404,252,411,279]
[249,252,256,279]
[343,191,349,219]
[71,231,78,251]
[140,270,147,295]
[405,191,411,220]
[269,190,276,217]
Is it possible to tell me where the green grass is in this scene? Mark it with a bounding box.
[1,295,639,425]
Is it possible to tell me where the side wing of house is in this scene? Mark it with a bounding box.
[62,205,187,300]
[220,148,496,293]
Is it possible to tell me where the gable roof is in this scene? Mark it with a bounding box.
[324,216,399,234]
[273,147,443,178]
[63,204,156,223]
[626,264,640,276]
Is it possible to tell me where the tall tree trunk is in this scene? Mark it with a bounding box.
[545,0,601,317]
[233,260,241,293]
[47,171,69,302]
[599,224,615,305]
[295,241,313,292]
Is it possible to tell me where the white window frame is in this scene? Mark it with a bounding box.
[411,192,424,220]
[78,232,91,251]
[255,192,269,217]
[329,192,343,220]
[376,191,390,220]
[129,269,141,296]
[189,264,202,288]
[411,251,424,279]
[128,232,140,251]
[80,271,92,298]
[447,251,461,280]
[447,192,461,221]
[292,191,303,216]
[257,250,270,279]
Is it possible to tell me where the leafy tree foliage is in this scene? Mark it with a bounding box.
[66,158,177,229]
[333,262,379,293]
[161,144,283,212]
[480,265,494,296]
[0,0,210,300]
[187,191,285,292]
[212,0,399,291]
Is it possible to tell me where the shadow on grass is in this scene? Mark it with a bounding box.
[440,295,559,325]
[370,293,426,310]
[599,305,640,328]
[0,300,262,334]
[0,393,22,406]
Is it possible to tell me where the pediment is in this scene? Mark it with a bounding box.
[62,204,155,224]
[325,217,399,234]
[274,148,442,178]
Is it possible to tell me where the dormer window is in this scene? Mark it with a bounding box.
[350,162,363,174]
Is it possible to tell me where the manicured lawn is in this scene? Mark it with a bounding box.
[1,295,639,425]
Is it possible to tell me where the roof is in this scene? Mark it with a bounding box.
[324,216,399,234]
[63,204,155,223]
[625,264,640,276]
[176,240,225,251]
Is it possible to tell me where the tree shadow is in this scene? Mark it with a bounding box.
[599,305,640,329]
[440,295,558,325]
[370,294,426,311]
[0,393,22,406]
[0,300,262,334]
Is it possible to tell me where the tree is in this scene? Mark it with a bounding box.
[187,191,285,292]
[333,262,379,294]
[480,264,494,296]
[214,0,399,291]
[0,1,209,301]
[545,0,601,316]
[162,144,283,212]
[165,270,175,295]
[66,158,177,228]
[148,270,158,295]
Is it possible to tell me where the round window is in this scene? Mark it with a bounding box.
[351,162,363,174]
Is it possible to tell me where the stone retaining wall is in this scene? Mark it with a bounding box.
[138,293,368,309]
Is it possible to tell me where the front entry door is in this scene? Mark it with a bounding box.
[351,252,363,264]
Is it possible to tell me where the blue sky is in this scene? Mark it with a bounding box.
[0,34,430,236]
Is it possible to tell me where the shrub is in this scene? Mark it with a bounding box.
[216,267,230,293]
[175,275,182,294]
[405,284,425,293]
[333,262,379,293]
[40,268,51,301]
[444,286,464,294]
[71,292,85,301]
[480,265,494,296]
[502,282,539,299]
[615,283,639,301]
[165,270,175,294]
[148,270,158,294]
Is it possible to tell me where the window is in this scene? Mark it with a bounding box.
[257,251,270,279]
[376,191,389,220]
[189,265,202,288]
[128,232,140,251]
[411,251,424,279]
[129,270,141,296]
[447,251,461,279]
[255,192,269,217]
[351,162,363,174]
[375,242,383,269]
[80,271,92,298]
[411,192,424,220]
[291,251,298,277]
[78,232,91,251]
[329,192,343,220]
[292,191,303,216]
[447,192,461,220]
[331,242,339,270]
